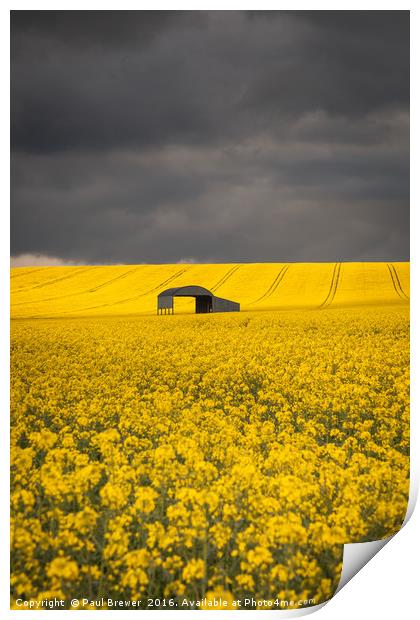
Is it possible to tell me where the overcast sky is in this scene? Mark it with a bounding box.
[11,10,409,265]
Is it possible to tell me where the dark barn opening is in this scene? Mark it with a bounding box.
[196,295,212,313]
[157,285,239,315]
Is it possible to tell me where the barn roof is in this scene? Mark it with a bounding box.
[158,285,214,298]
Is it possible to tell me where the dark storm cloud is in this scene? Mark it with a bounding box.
[246,11,409,117]
[11,10,184,49]
[10,11,409,263]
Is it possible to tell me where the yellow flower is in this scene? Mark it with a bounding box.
[246,546,273,568]
[47,556,79,581]
[134,487,158,514]
[100,482,127,510]
[182,559,205,582]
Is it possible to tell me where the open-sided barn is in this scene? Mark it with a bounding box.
[157,285,240,314]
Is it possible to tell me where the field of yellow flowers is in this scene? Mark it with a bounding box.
[10,261,409,318]
[10,263,409,609]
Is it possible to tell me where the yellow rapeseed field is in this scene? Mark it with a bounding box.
[10,263,409,609]
[10,261,409,318]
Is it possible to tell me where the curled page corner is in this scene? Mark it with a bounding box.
[334,465,418,596]
[335,537,392,594]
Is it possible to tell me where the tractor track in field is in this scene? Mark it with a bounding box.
[319,262,341,308]
[391,264,409,299]
[387,263,409,300]
[249,265,289,304]
[11,267,143,307]
[212,265,241,293]
[11,267,46,281]
[133,267,192,299]
[87,266,141,293]
[50,266,192,315]
[14,266,99,293]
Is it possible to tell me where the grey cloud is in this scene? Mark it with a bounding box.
[11,126,409,263]
[11,11,409,153]
[11,10,192,53]
[11,11,409,263]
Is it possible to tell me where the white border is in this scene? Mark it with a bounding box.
[3,2,417,618]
